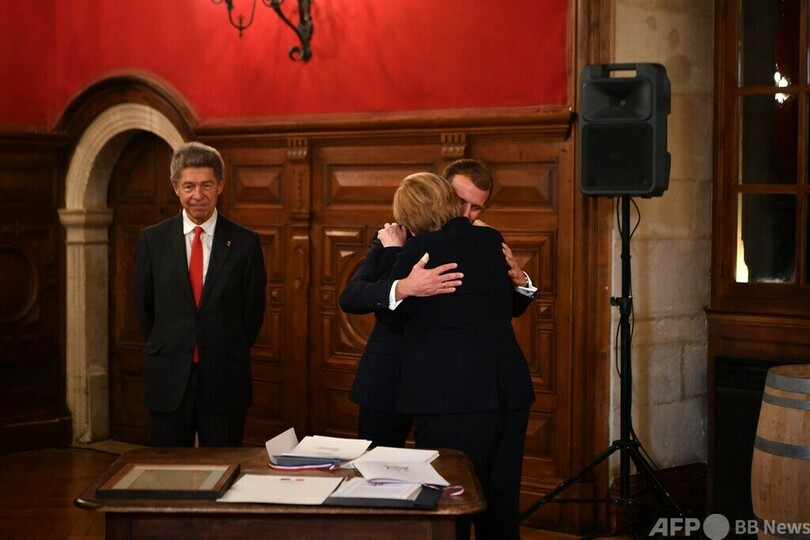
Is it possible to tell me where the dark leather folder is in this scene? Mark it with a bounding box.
[323,485,441,510]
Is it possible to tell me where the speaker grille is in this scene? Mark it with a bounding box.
[581,124,653,194]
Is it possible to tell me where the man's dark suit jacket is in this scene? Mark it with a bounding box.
[133,211,266,415]
[339,239,403,412]
[389,217,536,415]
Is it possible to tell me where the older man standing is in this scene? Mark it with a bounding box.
[133,141,266,447]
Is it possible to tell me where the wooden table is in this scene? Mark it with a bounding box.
[75,447,485,539]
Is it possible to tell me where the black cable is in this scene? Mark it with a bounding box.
[614,198,640,378]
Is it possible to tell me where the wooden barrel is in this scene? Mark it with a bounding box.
[751,364,810,539]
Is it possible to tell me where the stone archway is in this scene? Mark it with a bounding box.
[58,103,184,443]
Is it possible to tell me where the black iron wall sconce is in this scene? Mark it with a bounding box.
[212,0,313,62]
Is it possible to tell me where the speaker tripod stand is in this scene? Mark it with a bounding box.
[519,196,701,536]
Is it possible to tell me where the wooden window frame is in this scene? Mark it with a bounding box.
[711,0,810,315]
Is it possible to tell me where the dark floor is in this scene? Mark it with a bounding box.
[0,447,117,539]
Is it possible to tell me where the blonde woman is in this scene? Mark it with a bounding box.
[388,172,534,540]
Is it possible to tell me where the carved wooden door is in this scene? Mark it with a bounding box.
[306,131,576,528]
[108,132,175,444]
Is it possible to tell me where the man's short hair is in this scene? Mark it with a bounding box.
[441,158,494,205]
[170,142,225,183]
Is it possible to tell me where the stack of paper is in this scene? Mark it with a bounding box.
[266,428,372,467]
[353,461,449,489]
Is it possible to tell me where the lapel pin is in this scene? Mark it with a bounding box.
[226,240,232,248]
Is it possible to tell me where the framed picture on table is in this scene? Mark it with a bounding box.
[96,463,240,500]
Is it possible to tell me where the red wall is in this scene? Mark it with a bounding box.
[1,0,568,129]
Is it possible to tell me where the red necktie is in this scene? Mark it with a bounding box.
[189,226,203,363]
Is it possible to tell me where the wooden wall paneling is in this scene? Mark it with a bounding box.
[439,132,468,167]
[463,133,581,528]
[708,312,810,362]
[281,137,313,440]
[562,193,610,529]
[0,134,71,453]
[209,138,307,445]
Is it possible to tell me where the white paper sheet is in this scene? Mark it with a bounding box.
[216,474,343,505]
[283,435,371,461]
[348,446,439,468]
[265,427,299,459]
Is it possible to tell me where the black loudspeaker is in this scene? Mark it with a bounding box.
[579,63,671,197]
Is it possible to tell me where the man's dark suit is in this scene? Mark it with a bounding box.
[388,216,535,540]
[133,211,266,444]
[339,239,412,447]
